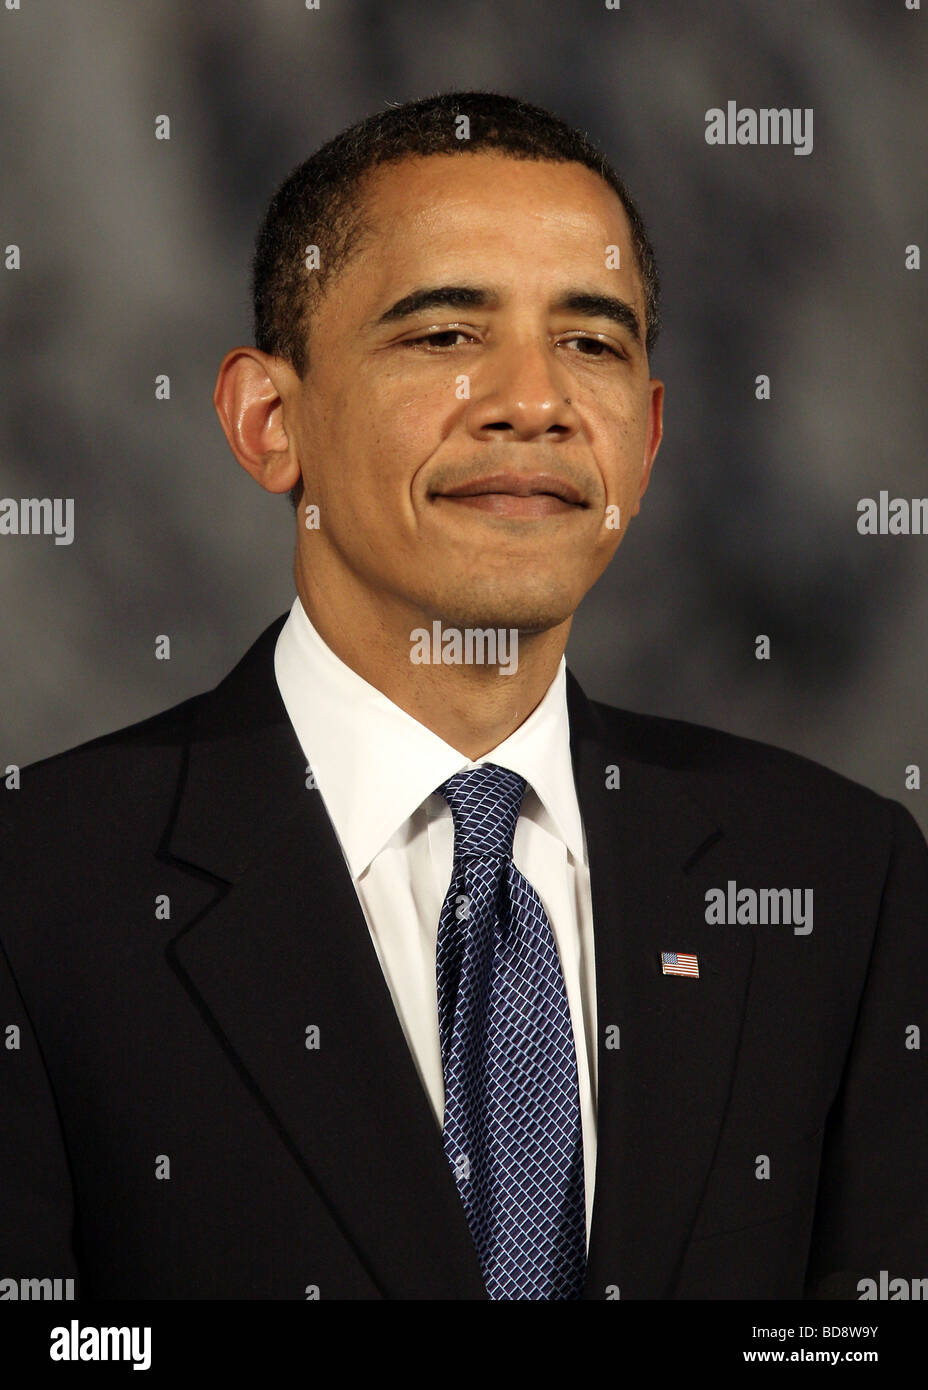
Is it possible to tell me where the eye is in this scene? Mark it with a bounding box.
[561,335,622,359]
[404,328,477,349]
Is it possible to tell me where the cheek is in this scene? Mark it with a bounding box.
[311,386,432,538]
[360,380,451,507]
[594,454,648,542]
[600,405,650,490]
[361,366,445,452]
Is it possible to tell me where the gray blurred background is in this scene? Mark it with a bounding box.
[1,0,926,831]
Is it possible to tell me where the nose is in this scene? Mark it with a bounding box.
[464,336,580,443]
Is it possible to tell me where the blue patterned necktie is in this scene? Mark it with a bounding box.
[435,763,587,1299]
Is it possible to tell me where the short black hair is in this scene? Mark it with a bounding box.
[251,90,662,510]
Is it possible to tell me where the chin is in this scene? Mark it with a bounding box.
[425,579,578,634]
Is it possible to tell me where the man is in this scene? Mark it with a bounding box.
[1,91,925,1301]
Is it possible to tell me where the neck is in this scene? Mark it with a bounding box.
[294,555,570,761]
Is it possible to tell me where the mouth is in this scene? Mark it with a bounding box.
[432,472,587,517]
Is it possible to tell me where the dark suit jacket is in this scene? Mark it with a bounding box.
[1,613,926,1299]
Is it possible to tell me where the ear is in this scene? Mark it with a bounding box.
[212,347,302,495]
[631,377,664,517]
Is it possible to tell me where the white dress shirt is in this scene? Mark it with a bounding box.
[274,596,598,1244]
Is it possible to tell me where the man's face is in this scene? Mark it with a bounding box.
[282,152,663,633]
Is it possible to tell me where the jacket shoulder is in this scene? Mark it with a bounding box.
[586,696,901,834]
[0,691,206,855]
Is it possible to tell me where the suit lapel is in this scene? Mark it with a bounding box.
[162,617,487,1298]
[566,672,755,1299]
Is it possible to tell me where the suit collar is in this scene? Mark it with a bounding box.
[164,615,753,1298]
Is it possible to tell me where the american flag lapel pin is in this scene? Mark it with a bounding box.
[661,951,699,978]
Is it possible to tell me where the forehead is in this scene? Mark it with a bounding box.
[343,152,640,303]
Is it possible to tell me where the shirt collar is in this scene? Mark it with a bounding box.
[273,596,585,878]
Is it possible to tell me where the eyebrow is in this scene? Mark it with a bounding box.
[370,284,642,346]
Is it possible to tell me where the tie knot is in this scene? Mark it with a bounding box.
[437,763,527,861]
